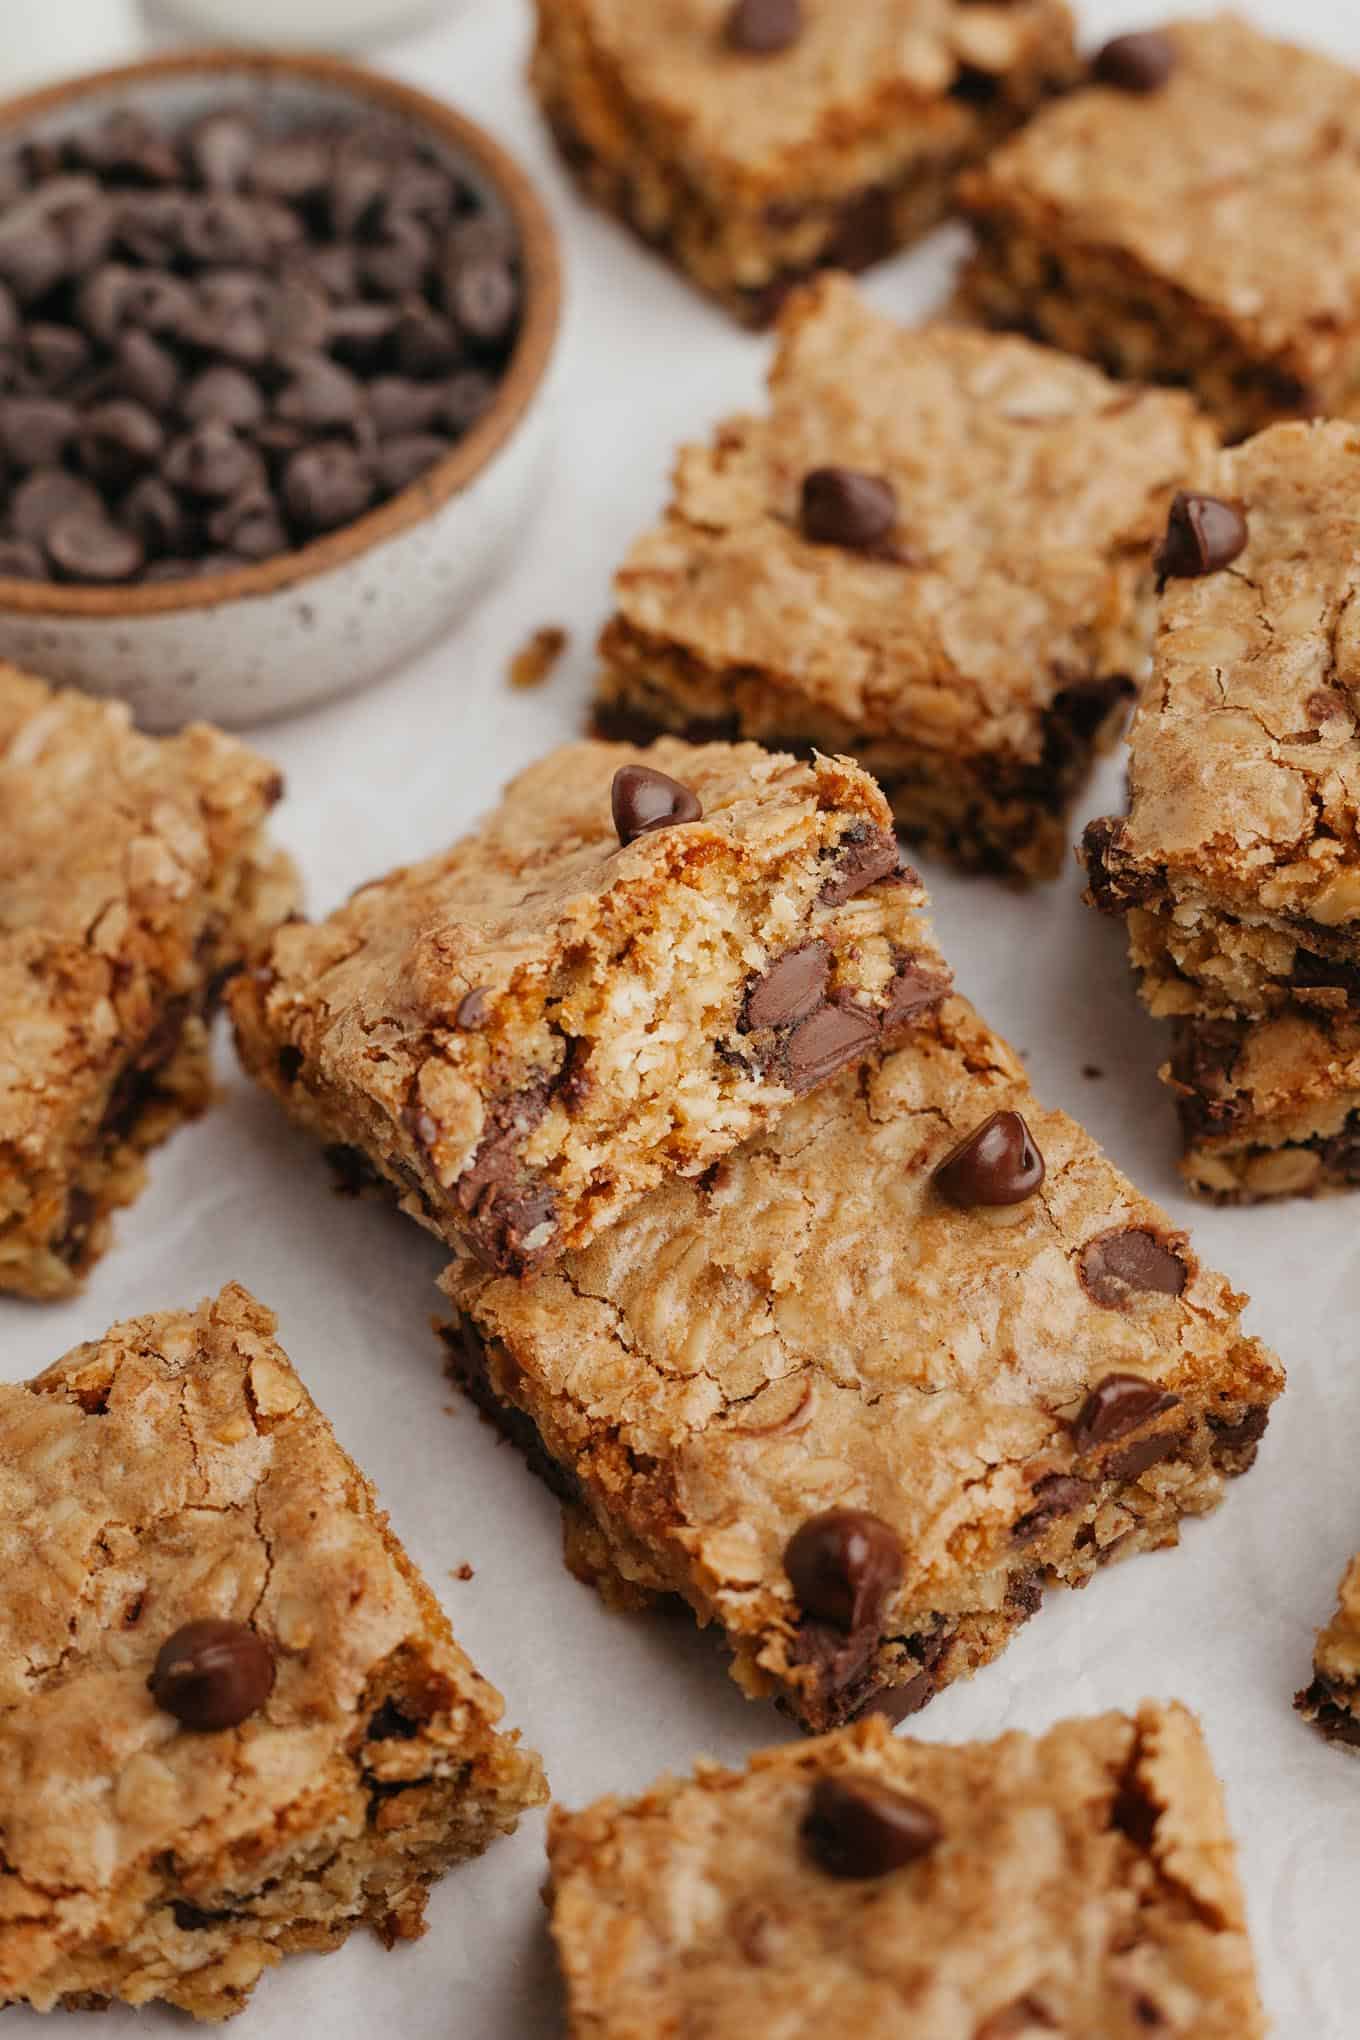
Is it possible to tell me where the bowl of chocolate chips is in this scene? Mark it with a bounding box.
[0,49,560,726]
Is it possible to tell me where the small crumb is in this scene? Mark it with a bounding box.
[509,625,569,691]
[451,1562,475,1582]
[1082,1064,1104,1080]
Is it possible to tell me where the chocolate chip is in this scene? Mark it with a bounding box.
[77,399,163,486]
[46,511,144,583]
[934,1111,1045,1207]
[375,432,451,495]
[726,0,803,54]
[1013,1473,1093,1545]
[784,1508,903,1632]
[1155,492,1248,583]
[10,466,102,542]
[448,257,518,347]
[276,354,365,430]
[186,109,257,192]
[1079,1230,1188,1310]
[361,219,433,300]
[785,1002,879,1090]
[147,1619,275,1731]
[0,396,76,468]
[1092,31,1177,92]
[251,136,333,205]
[800,466,897,550]
[0,539,45,579]
[122,475,187,555]
[277,1043,303,1083]
[208,483,287,561]
[182,364,265,428]
[611,763,703,845]
[818,825,899,906]
[164,422,264,500]
[114,328,180,412]
[802,1775,940,1879]
[456,988,490,1030]
[328,301,400,369]
[445,369,497,435]
[394,303,462,378]
[282,441,374,532]
[1105,1427,1187,1483]
[1072,1373,1181,1454]
[26,322,90,390]
[744,941,830,1031]
[370,374,447,438]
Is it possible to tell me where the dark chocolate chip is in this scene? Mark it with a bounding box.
[45,511,144,583]
[114,328,180,412]
[0,538,45,579]
[361,220,434,300]
[445,369,498,435]
[394,303,462,378]
[267,281,331,359]
[784,1508,903,1632]
[122,475,187,555]
[884,961,950,1024]
[726,0,803,54]
[77,399,163,486]
[182,364,265,428]
[785,1002,879,1090]
[251,136,333,205]
[1092,30,1177,92]
[374,431,451,496]
[147,1619,275,1731]
[327,302,400,369]
[164,422,263,501]
[1155,492,1248,583]
[743,941,831,1031]
[186,109,257,192]
[1105,1426,1187,1483]
[456,987,490,1030]
[370,373,447,438]
[800,466,897,550]
[10,466,103,542]
[1013,1473,1093,1545]
[276,354,364,430]
[277,1043,304,1084]
[1079,1230,1188,1310]
[611,763,703,845]
[0,396,77,468]
[818,825,900,906]
[934,1110,1045,1207]
[366,1698,420,1742]
[1072,1373,1181,1454]
[1323,1126,1360,1182]
[282,440,374,532]
[802,1775,941,1879]
[208,483,287,561]
[26,322,90,390]
[448,257,518,347]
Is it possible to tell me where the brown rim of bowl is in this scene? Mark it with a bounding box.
[0,46,562,616]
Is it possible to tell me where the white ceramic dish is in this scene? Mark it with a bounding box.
[0,50,561,728]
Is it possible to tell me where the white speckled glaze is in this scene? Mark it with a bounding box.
[0,53,561,729]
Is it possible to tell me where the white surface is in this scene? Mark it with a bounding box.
[3,2,1357,2033]
[0,0,146,94]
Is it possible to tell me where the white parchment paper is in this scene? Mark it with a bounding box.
[4,3,1357,2031]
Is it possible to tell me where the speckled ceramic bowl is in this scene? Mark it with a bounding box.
[0,49,561,728]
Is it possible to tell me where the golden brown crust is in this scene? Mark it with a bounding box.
[230,735,947,1272]
[0,1283,545,2020]
[443,995,1283,1730]
[546,1703,1266,2038]
[0,665,296,1298]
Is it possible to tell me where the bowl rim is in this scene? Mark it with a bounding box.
[0,45,562,618]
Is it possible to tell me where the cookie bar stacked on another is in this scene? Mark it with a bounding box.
[1084,420,1360,1202]
[594,274,1215,878]
[547,1704,1267,2037]
[531,0,1078,326]
[442,994,1282,1733]
[0,665,296,1298]
[959,15,1360,442]
[231,735,950,1273]
[0,1283,546,2019]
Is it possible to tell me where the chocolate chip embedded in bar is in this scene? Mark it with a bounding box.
[545,1704,1268,2038]
[231,737,950,1275]
[441,994,1282,1731]
[594,275,1215,880]
[1298,1552,1360,1750]
[0,99,525,584]
[530,0,1079,326]
[0,664,296,1300]
[1168,1007,1360,1206]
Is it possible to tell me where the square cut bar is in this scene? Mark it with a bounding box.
[546,1703,1266,2039]
[1084,422,1360,1025]
[0,666,296,1300]
[0,1283,546,2020]
[1297,1553,1360,1750]
[230,737,949,1275]
[594,276,1215,879]
[958,16,1360,442]
[1166,1011,1360,1206]
[441,994,1282,1734]
[530,0,1077,327]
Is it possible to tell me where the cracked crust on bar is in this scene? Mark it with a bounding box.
[231,736,948,1274]
[1166,1009,1360,1204]
[532,0,1078,325]
[0,667,296,1300]
[1084,422,1360,1023]
[959,15,1360,441]
[441,995,1282,1732]
[547,1703,1266,2038]
[1298,1553,1360,1750]
[594,276,1214,879]
[0,1283,546,2020]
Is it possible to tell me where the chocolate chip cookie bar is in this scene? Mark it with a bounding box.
[532,0,1077,326]
[1168,1012,1360,1205]
[1084,422,1360,1027]
[547,1703,1266,2037]
[0,666,295,1299]
[1298,1553,1360,1750]
[594,276,1214,878]
[231,737,948,1275]
[441,994,1282,1733]
[959,17,1360,442]
[0,1283,546,2019]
